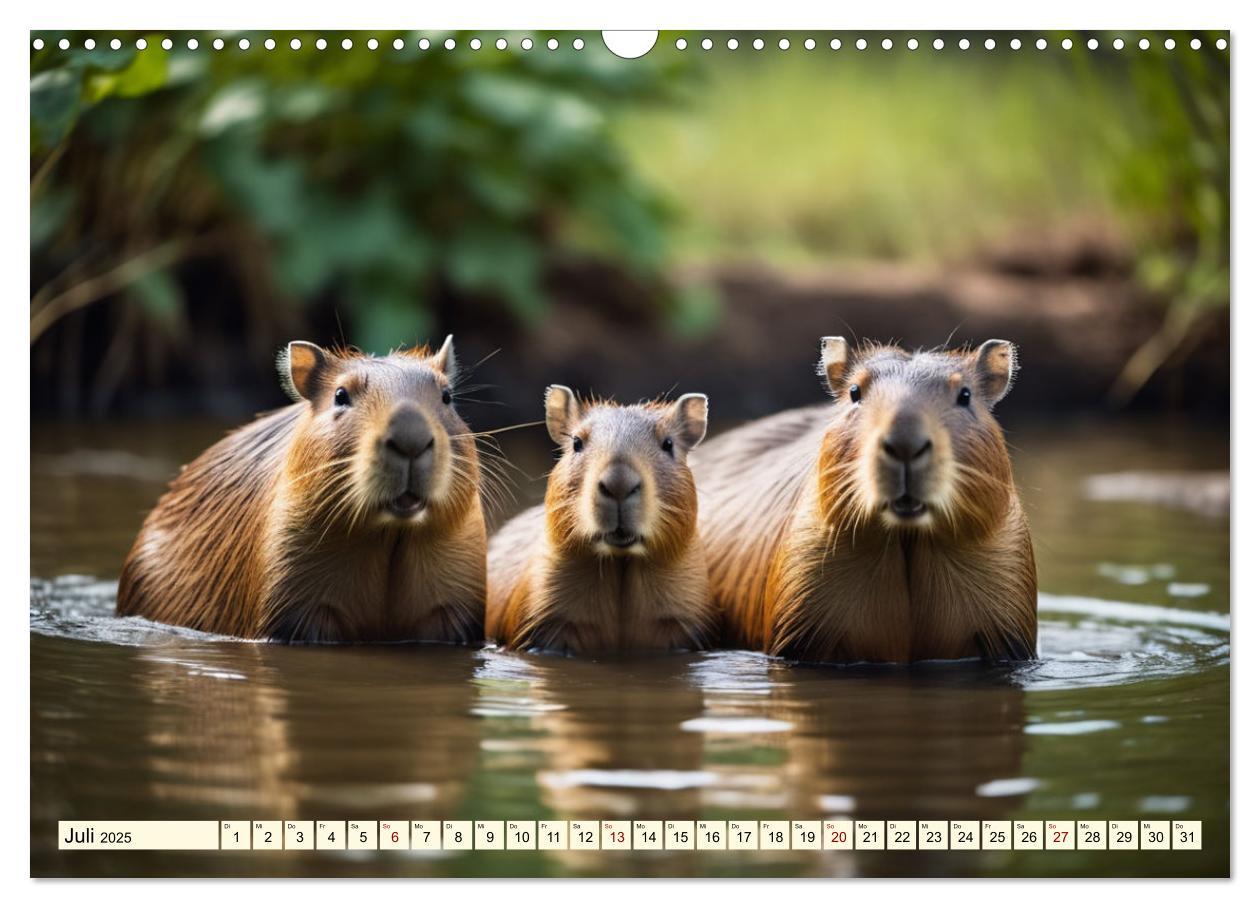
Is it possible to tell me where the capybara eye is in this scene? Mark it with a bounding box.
[572,436,584,454]
[334,387,351,407]
[957,387,972,407]
[662,437,674,456]
[849,384,861,404]
[441,388,453,405]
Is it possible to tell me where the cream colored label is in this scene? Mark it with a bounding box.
[58,821,219,850]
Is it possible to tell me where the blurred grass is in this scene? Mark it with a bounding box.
[617,33,1227,273]
[30,31,1228,414]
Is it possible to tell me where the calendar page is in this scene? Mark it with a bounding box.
[27,22,1230,883]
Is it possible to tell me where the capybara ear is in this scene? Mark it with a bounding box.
[974,339,1018,404]
[818,336,850,396]
[432,334,458,382]
[279,341,327,402]
[544,385,581,446]
[667,393,709,451]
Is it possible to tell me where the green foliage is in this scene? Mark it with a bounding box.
[30,31,689,357]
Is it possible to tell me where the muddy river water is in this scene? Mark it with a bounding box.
[30,417,1229,876]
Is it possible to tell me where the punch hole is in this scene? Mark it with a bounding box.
[60,37,71,50]
[1216,38,1227,50]
[368,38,380,50]
[572,37,584,50]
[984,38,995,50]
[1036,38,1047,50]
[881,38,892,50]
[1190,38,1202,50]
[188,38,199,50]
[804,38,816,50]
[855,38,866,50]
[495,38,507,50]
[1061,38,1072,50]
[779,38,790,50]
[675,38,687,50]
[292,38,303,50]
[1139,38,1150,50]
[933,38,944,50]
[1010,38,1022,50]
[1165,38,1175,50]
[1113,38,1125,50]
[830,38,841,50]
[446,38,457,50]
[395,38,406,50]
[702,38,713,51]
[342,38,353,51]
[112,38,123,50]
[32,37,44,50]
[1087,38,1099,50]
[162,38,173,50]
[958,38,970,50]
[754,38,765,50]
[907,38,918,50]
[469,38,481,50]
[316,38,327,50]
[727,38,738,50]
[264,38,276,50]
[520,37,532,50]
[85,38,96,49]
[238,38,250,50]
[601,31,656,58]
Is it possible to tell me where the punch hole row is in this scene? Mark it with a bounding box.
[31,33,1230,54]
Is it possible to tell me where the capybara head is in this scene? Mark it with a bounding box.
[542,387,709,560]
[817,337,1018,539]
[277,337,478,530]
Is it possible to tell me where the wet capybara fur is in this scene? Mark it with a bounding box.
[691,337,1037,664]
[117,337,487,643]
[486,387,716,655]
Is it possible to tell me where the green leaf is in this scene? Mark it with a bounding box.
[84,46,168,103]
[30,69,81,149]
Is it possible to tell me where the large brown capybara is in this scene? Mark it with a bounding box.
[116,337,488,643]
[486,387,716,655]
[691,337,1037,664]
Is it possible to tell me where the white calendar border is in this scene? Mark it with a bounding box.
[8,0,1249,902]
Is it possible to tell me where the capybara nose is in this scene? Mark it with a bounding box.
[597,463,642,503]
[385,408,435,461]
[881,433,932,464]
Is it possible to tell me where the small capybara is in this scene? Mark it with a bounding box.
[486,386,715,655]
[116,337,487,643]
[691,337,1037,664]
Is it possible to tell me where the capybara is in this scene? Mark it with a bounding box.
[691,337,1037,663]
[486,387,716,655]
[117,337,487,643]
